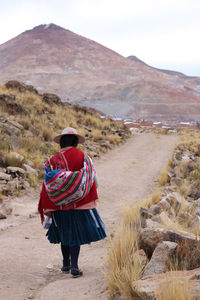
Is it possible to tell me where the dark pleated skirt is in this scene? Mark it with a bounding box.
[46,208,106,247]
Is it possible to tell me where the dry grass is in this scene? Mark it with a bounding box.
[155,275,193,300]
[105,134,121,145]
[106,198,153,299]
[92,129,103,141]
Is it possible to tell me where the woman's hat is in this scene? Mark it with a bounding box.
[53,127,85,144]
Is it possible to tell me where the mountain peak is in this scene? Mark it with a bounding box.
[29,23,65,33]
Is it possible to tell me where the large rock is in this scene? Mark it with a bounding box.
[0,172,11,181]
[42,93,61,105]
[0,116,23,136]
[164,192,182,211]
[6,166,26,178]
[22,164,38,176]
[142,241,178,277]
[139,227,200,269]
[158,199,171,211]
[0,94,27,114]
[133,268,200,300]
[5,80,39,94]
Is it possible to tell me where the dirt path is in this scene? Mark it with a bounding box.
[0,133,179,300]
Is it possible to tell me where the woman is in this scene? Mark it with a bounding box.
[38,127,106,278]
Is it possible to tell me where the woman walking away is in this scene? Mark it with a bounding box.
[38,127,106,278]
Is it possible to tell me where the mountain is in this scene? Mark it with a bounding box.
[0,23,200,121]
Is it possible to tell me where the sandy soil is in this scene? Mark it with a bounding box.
[0,133,179,300]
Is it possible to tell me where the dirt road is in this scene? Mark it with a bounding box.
[0,133,179,300]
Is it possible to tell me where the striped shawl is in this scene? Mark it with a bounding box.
[44,153,96,206]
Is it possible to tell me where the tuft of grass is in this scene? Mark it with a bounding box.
[105,134,121,145]
[106,199,152,299]
[92,129,103,142]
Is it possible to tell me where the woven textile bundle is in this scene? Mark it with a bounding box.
[44,154,96,206]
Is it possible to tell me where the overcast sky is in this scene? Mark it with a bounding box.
[0,0,200,76]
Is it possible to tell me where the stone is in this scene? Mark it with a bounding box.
[134,268,200,300]
[140,207,154,219]
[22,164,38,176]
[167,170,176,178]
[149,205,162,215]
[0,172,11,181]
[0,117,22,136]
[164,192,182,210]
[142,241,178,277]
[5,80,39,94]
[6,166,26,178]
[139,227,200,269]
[42,93,61,105]
[21,180,30,189]
[158,199,171,211]
[145,219,160,228]
[0,94,27,115]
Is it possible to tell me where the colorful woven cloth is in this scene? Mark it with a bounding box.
[44,154,96,206]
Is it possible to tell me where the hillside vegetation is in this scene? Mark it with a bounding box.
[0,80,130,199]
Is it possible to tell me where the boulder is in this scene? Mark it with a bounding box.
[140,208,154,219]
[42,93,61,105]
[164,192,182,210]
[139,227,200,268]
[5,80,39,94]
[158,199,171,211]
[6,166,26,178]
[0,172,11,181]
[0,94,27,115]
[142,241,178,277]
[0,117,23,136]
[134,268,200,300]
[22,164,38,176]
[145,219,160,229]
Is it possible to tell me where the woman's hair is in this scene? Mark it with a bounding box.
[60,134,78,148]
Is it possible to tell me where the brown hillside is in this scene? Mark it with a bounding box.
[0,23,200,121]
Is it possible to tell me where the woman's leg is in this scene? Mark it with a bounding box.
[61,244,70,272]
[70,245,83,277]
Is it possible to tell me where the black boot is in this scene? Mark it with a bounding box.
[61,244,70,273]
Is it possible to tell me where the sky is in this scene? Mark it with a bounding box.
[0,0,200,76]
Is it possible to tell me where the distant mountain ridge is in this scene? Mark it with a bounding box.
[0,23,200,121]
